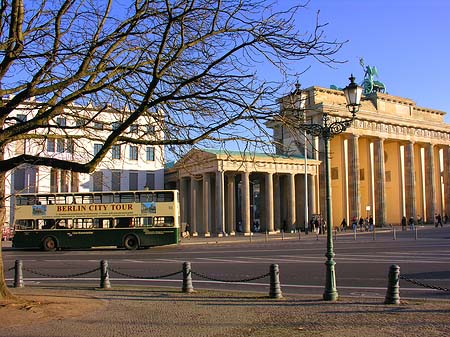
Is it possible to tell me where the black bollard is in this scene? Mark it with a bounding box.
[269,264,282,299]
[100,260,111,289]
[182,262,194,293]
[384,264,400,304]
[14,260,24,288]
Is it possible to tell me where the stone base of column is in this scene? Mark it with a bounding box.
[204,232,211,237]
[229,231,236,236]
[217,232,224,237]
[243,232,253,237]
[192,232,198,237]
[268,231,278,235]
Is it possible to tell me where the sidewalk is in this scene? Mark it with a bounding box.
[2,286,450,337]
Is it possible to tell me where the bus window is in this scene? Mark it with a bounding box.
[142,217,152,227]
[138,192,154,202]
[153,216,174,226]
[156,192,174,202]
[120,193,136,203]
[101,193,114,203]
[116,217,132,228]
[43,219,56,229]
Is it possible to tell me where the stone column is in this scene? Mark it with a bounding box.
[274,174,280,231]
[179,177,187,226]
[374,138,386,226]
[348,135,360,220]
[265,172,275,233]
[202,173,210,237]
[190,177,198,236]
[241,171,251,235]
[444,147,450,217]
[404,141,416,219]
[226,174,235,235]
[215,170,225,236]
[287,173,296,231]
[425,144,436,223]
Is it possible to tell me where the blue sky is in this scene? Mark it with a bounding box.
[283,0,450,122]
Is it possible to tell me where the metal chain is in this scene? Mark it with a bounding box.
[22,266,100,278]
[191,270,271,283]
[108,266,183,279]
[400,275,450,292]
[7,266,15,272]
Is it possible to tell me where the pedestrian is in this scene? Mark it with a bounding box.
[184,223,191,238]
[436,214,443,227]
[341,218,347,232]
[369,216,374,231]
[417,215,423,225]
[409,217,415,231]
[359,217,364,231]
[401,216,407,231]
[352,216,357,231]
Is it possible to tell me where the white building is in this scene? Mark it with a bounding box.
[5,99,165,226]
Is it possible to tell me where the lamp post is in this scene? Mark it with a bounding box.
[292,75,362,301]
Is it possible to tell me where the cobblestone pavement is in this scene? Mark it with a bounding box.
[2,286,450,337]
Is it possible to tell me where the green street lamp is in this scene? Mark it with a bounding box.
[292,74,362,301]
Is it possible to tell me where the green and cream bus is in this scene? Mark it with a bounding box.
[12,190,180,251]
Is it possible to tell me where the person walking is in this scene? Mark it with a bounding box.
[409,217,415,231]
[401,216,407,231]
[341,218,347,232]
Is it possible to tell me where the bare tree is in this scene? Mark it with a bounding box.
[0,0,344,298]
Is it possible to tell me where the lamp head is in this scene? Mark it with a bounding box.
[343,74,363,116]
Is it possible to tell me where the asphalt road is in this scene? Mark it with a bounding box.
[2,226,450,301]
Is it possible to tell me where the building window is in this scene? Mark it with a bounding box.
[112,122,120,130]
[129,146,138,160]
[130,124,138,133]
[111,145,121,159]
[47,138,55,152]
[129,172,138,190]
[93,121,103,130]
[66,138,74,154]
[94,143,102,155]
[56,117,66,127]
[112,171,121,191]
[56,139,65,153]
[360,168,365,181]
[16,114,27,123]
[146,125,155,134]
[145,173,155,190]
[75,119,85,127]
[146,147,155,161]
[13,168,25,192]
[93,171,103,191]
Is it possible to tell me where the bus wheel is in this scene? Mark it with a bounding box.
[123,235,139,250]
[42,236,57,251]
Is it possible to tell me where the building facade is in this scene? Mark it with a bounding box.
[272,86,450,227]
[5,100,165,226]
[166,149,321,236]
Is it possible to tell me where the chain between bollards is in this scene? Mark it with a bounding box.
[182,261,194,293]
[14,260,24,288]
[100,260,111,289]
[269,264,282,299]
[393,227,396,240]
[384,264,400,304]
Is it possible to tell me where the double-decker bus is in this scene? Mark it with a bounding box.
[12,190,180,251]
